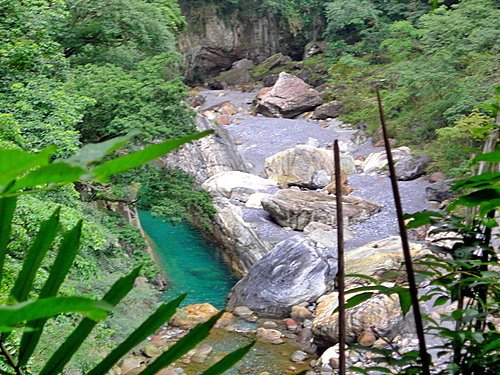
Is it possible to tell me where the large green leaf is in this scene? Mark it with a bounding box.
[403,211,443,229]
[398,288,412,316]
[0,146,55,188]
[201,341,255,375]
[11,163,86,193]
[39,267,141,375]
[0,196,17,286]
[18,221,83,367]
[0,297,111,326]
[139,311,224,375]
[472,151,500,163]
[63,130,140,168]
[92,130,213,182]
[449,188,500,211]
[333,292,374,314]
[451,173,500,191]
[10,208,60,303]
[87,294,186,375]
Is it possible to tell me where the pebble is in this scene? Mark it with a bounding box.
[262,320,278,329]
[256,327,282,341]
[291,305,312,320]
[283,318,298,331]
[357,331,376,347]
[233,306,254,318]
[290,350,309,362]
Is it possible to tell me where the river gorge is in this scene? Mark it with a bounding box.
[131,78,450,374]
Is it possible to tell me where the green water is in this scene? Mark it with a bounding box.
[138,211,238,309]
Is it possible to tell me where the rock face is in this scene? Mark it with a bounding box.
[211,197,272,277]
[362,147,411,174]
[161,116,248,185]
[264,145,355,185]
[311,237,429,345]
[202,171,276,198]
[261,189,382,230]
[178,3,298,82]
[227,236,337,317]
[254,73,323,118]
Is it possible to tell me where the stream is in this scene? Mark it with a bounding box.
[138,210,237,309]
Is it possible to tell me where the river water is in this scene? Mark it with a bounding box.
[138,210,237,309]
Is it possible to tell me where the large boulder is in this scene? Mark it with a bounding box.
[313,291,407,345]
[426,179,454,202]
[232,58,255,70]
[211,68,252,88]
[252,53,292,78]
[227,236,337,317]
[211,197,272,277]
[312,101,343,120]
[202,171,277,198]
[362,147,411,174]
[261,189,382,230]
[254,72,323,118]
[312,237,429,345]
[394,154,431,181]
[264,145,355,185]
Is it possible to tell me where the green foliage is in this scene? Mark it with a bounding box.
[58,0,185,65]
[430,111,496,176]
[65,55,194,143]
[0,133,251,374]
[345,148,499,374]
[134,166,216,228]
[323,0,498,170]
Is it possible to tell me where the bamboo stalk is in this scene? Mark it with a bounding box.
[375,87,431,374]
[334,140,346,374]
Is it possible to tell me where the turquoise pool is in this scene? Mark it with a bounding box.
[138,211,238,309]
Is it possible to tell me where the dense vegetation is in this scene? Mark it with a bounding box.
[0,0,497,372]
[240,0,498,176]
[0,0,214,371]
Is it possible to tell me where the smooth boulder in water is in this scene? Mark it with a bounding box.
[227,236,337,318]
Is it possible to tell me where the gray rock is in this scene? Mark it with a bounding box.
[202,171,276,198]
[211,197,272,277]
[161,115,248,184]
[395,154,430,181]
[303,41,326,59]
[261,189,382,231]
[254,72,323,118]
[362,147,411,174]
[290,350,309,362]
[264,145,355,185]
[227,236,337,317]
[426,180,454,202]
[312,101,343,120]
[254,53,292,74]
[263,73,279,87]
[311,170,331,189]
[233,306,254,317]
[232,58,255,70]
[212,68,252,88]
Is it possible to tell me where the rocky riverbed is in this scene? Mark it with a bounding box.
[148,73,455,374]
